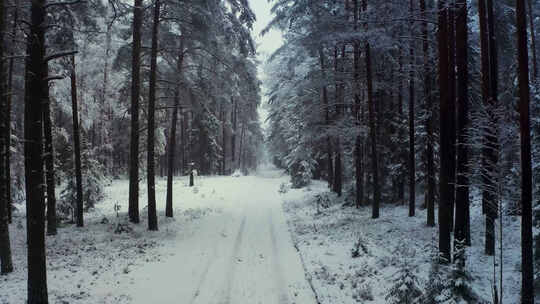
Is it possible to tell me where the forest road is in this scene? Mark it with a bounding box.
[123,172,317,304]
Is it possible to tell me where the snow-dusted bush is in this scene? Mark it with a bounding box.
[59,139,105,220]
[352,283,373,302]
[385,249,423,304]
[290,160,313,188]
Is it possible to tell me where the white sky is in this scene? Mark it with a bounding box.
[248,0,283,131]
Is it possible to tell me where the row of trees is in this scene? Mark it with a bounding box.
[265,0,537,302]
[0,0,263,302]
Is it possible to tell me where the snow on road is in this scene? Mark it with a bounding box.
[116,171,316,304]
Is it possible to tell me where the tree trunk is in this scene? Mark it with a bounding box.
[25,0,48,300]
[484,0,499,256]
[221,103,226,175]
[353,0,363,208]
[448,0,457,232]
[0,0,14,275]
[455,0,470,253]
[5,0,17,224]
[231,98,237,171]
[71,56,84,228]
[128,0,143,224]
[527,0,538,80]
[146,0,160,231]
[408,0,416,217]
[516,0,534,301]
[420,0,435,227]
[44,78,56,235]
[319,47,334,188]
[362,0,380,219]
[438,0,452,262]
[166,39,184,218]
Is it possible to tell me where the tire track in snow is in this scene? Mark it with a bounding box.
[221,215,247,304]
[269,211,290,304]
[188,235,219,304]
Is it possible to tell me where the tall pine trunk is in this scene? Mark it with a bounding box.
[25,0,48,301]
[448,0,457,232]
[484,0,499,256]
[362,0,380,218]
[408,0,416,217]
[516,0,534,301]
[420,0,435,227]
[527,0,537,79]
[353,0,363,208]
[71,56,84,228]
[438,0,452,262]
[166,40,184,218]
[0,0,14,275]
[5,0,17,224]
[455,0,470,252]
[44,73,56,235]
[147,0,160,231]
[128,0,143,224]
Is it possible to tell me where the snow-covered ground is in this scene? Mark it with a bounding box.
[1,170,316,304]
[281,181,523,303]
[2,170,524,303]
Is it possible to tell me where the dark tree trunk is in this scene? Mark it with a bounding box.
[44,79,56,235]
[146,0,160,231]
[484,0,499,256]
[420,0,435,227]
[231,98,237,172]
[408,0,416,217]
[71,56,84,228]
[166,40,184,218]
[0,0,14,275]
[516,0,534,301]
[353,0,363,208]
[527,0,538,79]
[478,0,490,216]
[319,47,333,188]
[362,0,380,218]
[25,0,48,300]
[438,0,452,262]
[332,46,343,197]
[221,103,226,175]
[5,1,17,224]
[455,0,470,253]
[128,0,143,224]
[448,0,457,232]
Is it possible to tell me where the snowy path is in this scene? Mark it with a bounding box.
[119,172,316,304]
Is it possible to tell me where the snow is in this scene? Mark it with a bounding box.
[1,170,316,304]
[1,170,526,303]
[280,181,524,303]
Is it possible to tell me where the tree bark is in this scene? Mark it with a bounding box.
[362,0,380,218]
[0,0,14,275]
[516,0,534,302]
[438,0,452,262]
[166,39,184,218]
[147,0,160,231]
[44,75,56,235]
[527,0,538,80]
[353,0,363,208]
[319,47,334,188]
[455,0,470,253]
[420,0,435,227]
[448,0,457,232]
[408,0,416,217]
[5,0,17,224]
[71,56,84,228]
[484,0,499,256]
[128,0,143,224]
[231,98,237,171]
[25,0,48,300]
